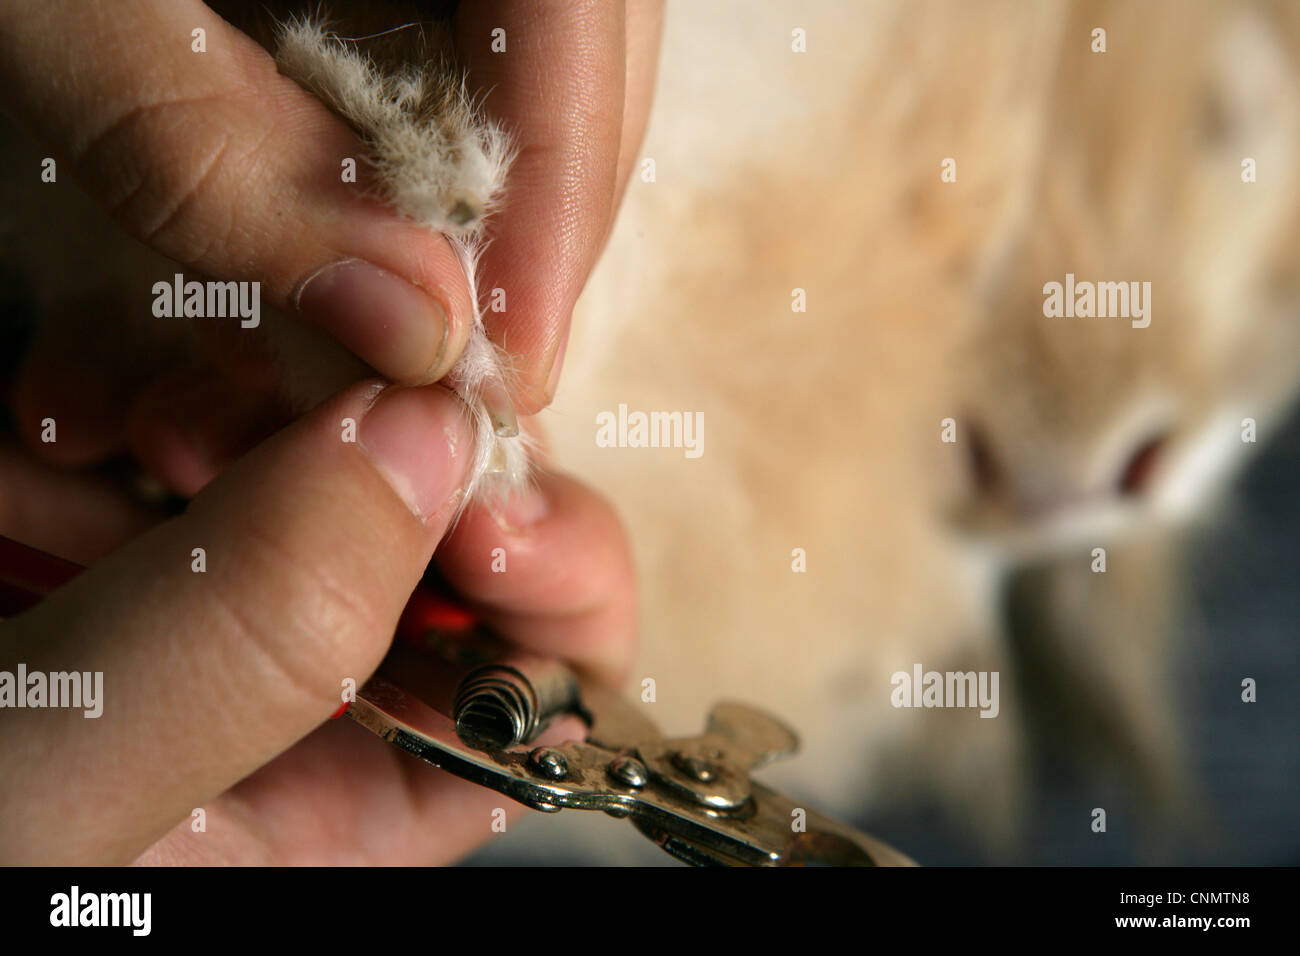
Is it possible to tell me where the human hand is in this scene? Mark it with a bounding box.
[0,0,664,479]
[0,381,636,864]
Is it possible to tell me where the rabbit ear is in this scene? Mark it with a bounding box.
[273,13,531,511]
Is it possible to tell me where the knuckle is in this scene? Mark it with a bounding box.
[78,95,273,268]
[208,519,393,704]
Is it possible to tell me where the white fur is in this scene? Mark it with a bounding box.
[275,16,529,507]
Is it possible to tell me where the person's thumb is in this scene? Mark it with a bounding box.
[0,381,471,864]
[0,0,473,385]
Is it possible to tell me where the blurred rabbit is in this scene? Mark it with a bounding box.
[543,0,1300,859]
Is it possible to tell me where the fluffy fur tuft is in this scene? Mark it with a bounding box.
[275,14,529,507]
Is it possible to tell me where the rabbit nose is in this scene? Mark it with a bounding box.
[962,417,1171,522]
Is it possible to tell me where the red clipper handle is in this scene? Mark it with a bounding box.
[0,535,83,617]
[0,534,475,718]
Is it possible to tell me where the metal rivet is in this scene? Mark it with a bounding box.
[529,747,569,780]
[672,750,718,783]
[609,756,649,788]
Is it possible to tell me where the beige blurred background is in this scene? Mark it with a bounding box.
[476,0,1300,864]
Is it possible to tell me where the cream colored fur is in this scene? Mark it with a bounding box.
[533,0,1300,859]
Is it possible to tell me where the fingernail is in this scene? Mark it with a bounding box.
[543,326,572,404]
[360,387,469,521]
[480,375,519,438]
[296,260,449,384]
[491,481,549,532]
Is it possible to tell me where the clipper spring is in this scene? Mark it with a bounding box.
[453,654,580,749]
